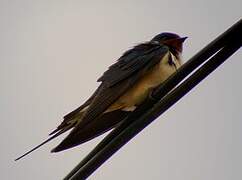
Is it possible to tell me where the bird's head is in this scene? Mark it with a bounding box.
[151,32,187,53]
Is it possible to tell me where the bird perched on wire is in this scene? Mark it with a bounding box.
[15,32,187,161]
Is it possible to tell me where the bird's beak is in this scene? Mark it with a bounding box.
[177,36,188,43]
[164,36,188,52]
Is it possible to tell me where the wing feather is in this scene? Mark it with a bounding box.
[52,43,169,151]
[98,43,166,87]
[52,110,130,152]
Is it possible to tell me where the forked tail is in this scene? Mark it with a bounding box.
[14,125,72,161]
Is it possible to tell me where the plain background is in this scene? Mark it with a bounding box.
[1,1,241,179]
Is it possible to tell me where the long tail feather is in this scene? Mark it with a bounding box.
[15,125,73,161]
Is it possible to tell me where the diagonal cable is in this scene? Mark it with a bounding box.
[65,19,241,180]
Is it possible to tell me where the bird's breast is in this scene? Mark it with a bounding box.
[106,52,180,112]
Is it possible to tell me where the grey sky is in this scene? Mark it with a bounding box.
[0,1,241,179]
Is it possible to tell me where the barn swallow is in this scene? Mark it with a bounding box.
[15,32,187,161]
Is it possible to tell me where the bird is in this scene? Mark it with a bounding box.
[15,32,187,161]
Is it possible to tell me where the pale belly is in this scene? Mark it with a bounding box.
[105,52,180,112]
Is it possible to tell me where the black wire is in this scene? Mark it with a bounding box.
[69,41,241,180]
[65,19,241,180]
